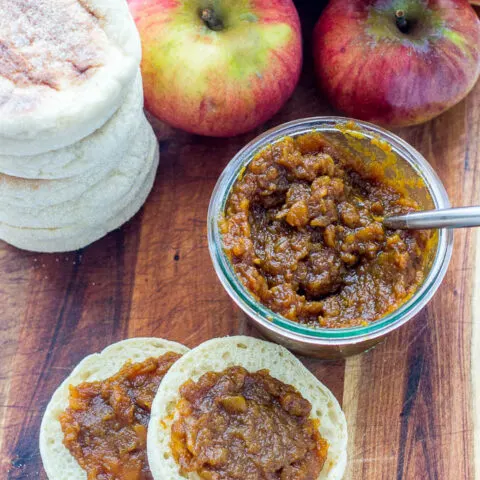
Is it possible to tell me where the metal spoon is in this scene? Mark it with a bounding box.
[383,206,480,230]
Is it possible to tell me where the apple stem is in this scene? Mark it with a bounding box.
[395,10,409,34]
[200,8,224,31]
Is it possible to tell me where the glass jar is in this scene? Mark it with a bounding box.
[208,117,453,358]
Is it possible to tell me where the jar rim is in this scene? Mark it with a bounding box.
[207,117,453,344]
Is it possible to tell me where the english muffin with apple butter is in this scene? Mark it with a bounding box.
[40,338,188,480]
[148,336,347,480]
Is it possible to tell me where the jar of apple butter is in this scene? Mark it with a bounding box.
[208,118,453,357]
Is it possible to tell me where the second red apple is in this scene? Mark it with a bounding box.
[313,0,480,127]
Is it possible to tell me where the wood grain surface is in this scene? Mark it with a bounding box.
[1,2,479,479]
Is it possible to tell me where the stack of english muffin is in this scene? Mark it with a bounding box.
[0,0,158,252]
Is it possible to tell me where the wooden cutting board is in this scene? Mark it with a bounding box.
[1,2,479,478]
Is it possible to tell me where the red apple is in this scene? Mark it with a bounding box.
[128,0,302,137]
[313,0,480,127]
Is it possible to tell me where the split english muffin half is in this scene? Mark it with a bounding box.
[148,336,348,480]
[40,338,189,480]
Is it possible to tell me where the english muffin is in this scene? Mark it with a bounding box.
[0,72,144,180]
[40,338,189,480]
[148,336,348,480]
[0,0,141,155]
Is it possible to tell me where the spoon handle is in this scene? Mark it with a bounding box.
[384,206,480,230]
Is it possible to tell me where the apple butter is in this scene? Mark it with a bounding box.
[170,366,328,479]
[60,352,181,480]
[222,132,434,328]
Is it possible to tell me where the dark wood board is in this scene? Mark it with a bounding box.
[1,1,479,478]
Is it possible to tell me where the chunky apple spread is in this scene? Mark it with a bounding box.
[222,132,434,328]
[170,366,328,479]
[60,352,181,480]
